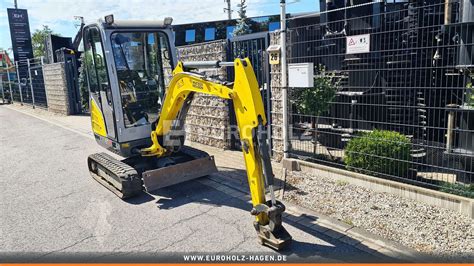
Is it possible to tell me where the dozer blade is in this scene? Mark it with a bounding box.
[88,152,143,199]
[142,156,217,192]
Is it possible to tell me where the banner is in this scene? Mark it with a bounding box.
[7,8,34,62]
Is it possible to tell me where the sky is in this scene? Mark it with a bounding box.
[0,0,319,59]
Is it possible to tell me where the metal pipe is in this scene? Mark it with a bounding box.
[27,58,35,108]
[225,0,232,20]
[280,0,289,158]
[444,0,452,25]
[182,60,234,69]
[446,107,456,152]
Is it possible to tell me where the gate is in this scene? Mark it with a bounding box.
[11,58,47,108]
[57,48,82,114]
[227,32,272,151]
[29,59,47,107]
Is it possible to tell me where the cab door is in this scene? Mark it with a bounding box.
[83,26,116,140]
[107,30,175,143]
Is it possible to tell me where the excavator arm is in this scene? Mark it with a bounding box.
[141,58,292,250]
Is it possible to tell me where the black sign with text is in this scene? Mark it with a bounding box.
[7,8,33,62]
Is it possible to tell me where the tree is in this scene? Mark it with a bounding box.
[31,25,57,58]
[78,53,89,110]
[233,0,251,36]
[292,65,339,155]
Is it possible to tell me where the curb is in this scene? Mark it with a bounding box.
[197,173,430,262]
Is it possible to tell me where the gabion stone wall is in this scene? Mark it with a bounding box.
[269,32,284,161]
[177,40,231,149]
[43,62,71,115]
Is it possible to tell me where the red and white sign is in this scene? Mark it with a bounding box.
[346,34,370,54]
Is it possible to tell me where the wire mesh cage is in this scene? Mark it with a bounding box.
[287,0,473,197]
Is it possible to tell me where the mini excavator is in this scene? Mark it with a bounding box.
[82,15,291,250]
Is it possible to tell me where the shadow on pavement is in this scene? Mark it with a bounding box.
[122,168,400,263]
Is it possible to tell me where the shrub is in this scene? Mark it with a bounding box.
[291,65,339,154]
[439,182,474,199]
[292,65,339,118]
[465,81,474,108]
[344,130,412,177]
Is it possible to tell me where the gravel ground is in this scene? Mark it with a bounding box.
[283,170,474,259]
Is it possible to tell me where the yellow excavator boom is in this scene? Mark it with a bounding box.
[141,58,291,249]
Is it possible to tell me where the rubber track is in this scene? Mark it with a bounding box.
[88,152,142,199]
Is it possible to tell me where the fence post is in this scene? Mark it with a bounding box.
[280,0,289,159]
[6,66,13,103]
[27,58,35,108]
[40,56,47,107]
[15,61,23,105]
[446,105,457,153]
[0,73,5,104]
[263,51,272,155]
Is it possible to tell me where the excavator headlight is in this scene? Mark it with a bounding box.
[105,14,114,25]
[164,17,173,26]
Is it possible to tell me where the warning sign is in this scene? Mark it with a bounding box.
[346,34,370,54]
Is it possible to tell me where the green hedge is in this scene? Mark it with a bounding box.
[344,130,412,177]
[440,182,474,199]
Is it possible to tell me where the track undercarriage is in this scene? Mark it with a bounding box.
[87,146,217,198]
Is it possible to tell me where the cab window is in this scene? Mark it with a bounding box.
[84,27,109,96]
[111,31,173,128]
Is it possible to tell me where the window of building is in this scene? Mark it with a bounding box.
[269,22,280,32]
[226,26,235,39]
[185,29,196,43]
[204,27,216,41]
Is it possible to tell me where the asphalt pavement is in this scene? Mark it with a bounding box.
[0,105,381,263]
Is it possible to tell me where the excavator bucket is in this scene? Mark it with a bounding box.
[88,146,217,198]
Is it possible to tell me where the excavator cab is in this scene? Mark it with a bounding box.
[83,17,176,156]
[83,15,291,250]
[83,16,218,198]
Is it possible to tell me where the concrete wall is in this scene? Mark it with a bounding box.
[43,62,71,115]
[177,40,231,149]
